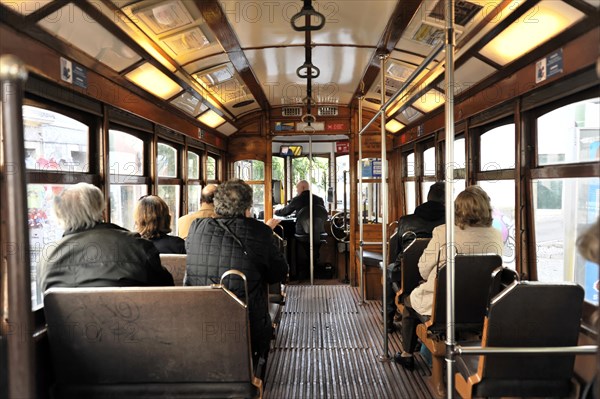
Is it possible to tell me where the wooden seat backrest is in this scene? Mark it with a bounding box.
[399,238,431,297]
[483,282,583,380]
[428,254,502,334]
[44,286,258,397]
[159,253,187,286]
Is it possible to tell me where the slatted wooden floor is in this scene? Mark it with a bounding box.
[264,285,437,399]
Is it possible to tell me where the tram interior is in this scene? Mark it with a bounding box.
[0,0,599,398]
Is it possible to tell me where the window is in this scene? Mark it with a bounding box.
[537,98,599,166]
[206,154,218,181]
[423,146,436,176]
[477,122,516,269]
[358,158,383,223]
[23,105,89,172]
[24,104,94,309]
[187,150,202,213]
[480,124,515,170]
[404,151,416,214]
[533,177,598,303]
[292,156,329,201]
[234,159,265,218]
[157,142,181,234]
[158,143,177,178]
[109,129,147,230]
[533,95,599,304]
[478,180,516,268]
[335,155,350,211]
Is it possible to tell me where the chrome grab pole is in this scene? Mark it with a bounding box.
[358,95,364,304]
[456,345,598,356]
[1,54,35,399]
[444,0,457,397]
[309,134,314,285]
[378,53,391,362]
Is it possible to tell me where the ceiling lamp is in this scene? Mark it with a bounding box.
[385,119,405,133]
[125,62,182,99]
[480,0,584,66]
[197,110,225,128]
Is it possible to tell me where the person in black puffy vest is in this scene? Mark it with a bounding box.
[185,179,288,375]
[386,182,445,333]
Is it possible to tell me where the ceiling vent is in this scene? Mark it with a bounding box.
[282,107,302,117]
[318,106,338,116]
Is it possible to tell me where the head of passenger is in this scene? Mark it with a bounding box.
[214,179,253,217]
[134,195,172,239]
[201,184,218,204]
[454,185,493,230]
[295,180,309,196]
[53,183,104,232]
[577,217,599,265]
[427,182,445,204]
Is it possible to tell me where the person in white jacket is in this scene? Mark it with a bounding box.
[394,185,503,370]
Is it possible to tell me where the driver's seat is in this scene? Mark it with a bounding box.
[294,205,328,279]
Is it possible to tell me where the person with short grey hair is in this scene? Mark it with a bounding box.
[39,183,174,292]
[185,179,288,377]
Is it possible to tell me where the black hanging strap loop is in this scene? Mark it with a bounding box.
[296,63,320,79]
[290,1,325,32]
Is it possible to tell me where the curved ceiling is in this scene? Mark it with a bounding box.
[1,0,596,137]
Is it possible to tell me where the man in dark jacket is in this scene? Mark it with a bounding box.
[185,179,289,373]
[39,183,174,292]
[386,181,445,332]
[275,180,325,235]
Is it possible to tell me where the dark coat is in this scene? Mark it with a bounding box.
[393,201,445,260]
[39,223,174,292]
[185,216,288,355]
[151,234,186,254]
[275,190,326,235]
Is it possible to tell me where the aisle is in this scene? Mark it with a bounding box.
[264,285,436,399]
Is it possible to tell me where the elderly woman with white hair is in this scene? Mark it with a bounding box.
[39,183,174,292]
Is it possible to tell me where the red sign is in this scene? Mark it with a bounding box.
[336,141,349,154]
[326,121,347,131]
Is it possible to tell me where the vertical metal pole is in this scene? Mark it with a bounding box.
[444,0,457,397]
[309,135,314,285]
[1,55,35,399]
[378,53,390,361]
[358,96,365,304]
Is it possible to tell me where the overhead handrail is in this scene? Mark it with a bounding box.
[357,42,444,137]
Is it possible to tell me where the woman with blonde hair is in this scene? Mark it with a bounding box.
[134,195,185,254]
[395,185,503,369]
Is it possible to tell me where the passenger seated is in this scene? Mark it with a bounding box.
[185,179,288,376]
[39,183,174,292]
[394,185,503,370]
[386,182,445,332]
[135,195,185,254]
[177,184,217,239]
